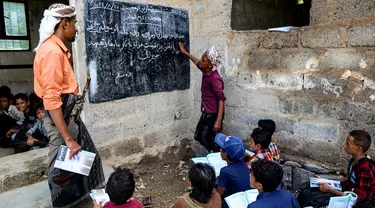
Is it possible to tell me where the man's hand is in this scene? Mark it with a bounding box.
[92,200,102,208]
[318,183,333,193]
[213,120,221,132]
[27,136,38,146]
[178,42,188,54]
[66,139,81,158]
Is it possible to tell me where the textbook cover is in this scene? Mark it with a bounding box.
[54,145,96,176]
[328,191,357,208]
[310,177,342,191]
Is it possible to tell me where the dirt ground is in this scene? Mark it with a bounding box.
[122,158,192,208]
[115,142,196,208]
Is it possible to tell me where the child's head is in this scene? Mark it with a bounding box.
[106,168,135,205]
[35,104,46,120]
[345,130,371,155]
[215,133,245,162]
[250,160,283,193]
[0,92,11,110]
[0,85,11,95]
[249,128,271,152]
[198,47,221,73]
[29,93,42,108]
[258,119,276,136]
[14,93,29,112]
[189,163,216,204]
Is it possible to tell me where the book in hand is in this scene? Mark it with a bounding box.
[224,189,259,208]
[310,177,342,191]
[192,152,227,177]
[328,191,357,208]
[54,145,96,176]
[90,189,110,206]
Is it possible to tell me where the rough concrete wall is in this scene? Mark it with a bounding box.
[0,0,69,93]
[69,0,375,165]
[0,69,34,94]
[70,0,196,163]
[222,0,375,164]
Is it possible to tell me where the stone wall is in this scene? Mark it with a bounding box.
[189,0,375,165]
[67,0,375,166]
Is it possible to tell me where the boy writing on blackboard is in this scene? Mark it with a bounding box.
[178,42,226,152]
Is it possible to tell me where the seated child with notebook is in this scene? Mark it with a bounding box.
[170,163,221,208]
[248,160,300,208]
[257,119,280,163]
[298,130,375,206]
[245,128,274,169]
[93,168,144,208]
[215,133,251,208]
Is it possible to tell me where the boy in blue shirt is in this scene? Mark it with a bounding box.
[248,160,300,208]
[215,133,251,208]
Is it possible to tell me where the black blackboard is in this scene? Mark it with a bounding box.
[84,0,190,103]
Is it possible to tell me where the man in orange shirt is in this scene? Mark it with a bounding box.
[33,3,104,208]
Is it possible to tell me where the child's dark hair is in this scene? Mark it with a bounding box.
[106,168,135,205]
[14,93,28,102]
[0,85,11,95]
[258,119,276,136]
[35,104,45,115]
[0,91,12,101]
[251,128,271,149]
[252,160,283,192]
[349,130,372,153]
[189,163,216,204]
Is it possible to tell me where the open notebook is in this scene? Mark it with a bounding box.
[192,152,227,177]
[224,189,259,208]
[328,191,357,208]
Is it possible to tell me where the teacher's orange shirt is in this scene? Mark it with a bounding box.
[33,34,78,110]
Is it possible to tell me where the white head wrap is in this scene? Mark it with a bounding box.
[34,4,76,52]
[205,46,223,76]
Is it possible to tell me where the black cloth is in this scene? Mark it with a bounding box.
[0,114,17,148]
[194,112,222,152]
[13,129,49,153]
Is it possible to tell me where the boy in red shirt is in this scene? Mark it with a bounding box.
[93,169,143,208]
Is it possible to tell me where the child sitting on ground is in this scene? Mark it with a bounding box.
[245,128,273,169]
[0,91,26,148]
[93,168,144,208]
[298,130,375,206]
[257,119,280,163]
[170,163,221,208]
[215,133,251,208]
[248,160,300,208]
[14,93,35,127]
[14,104,49,153]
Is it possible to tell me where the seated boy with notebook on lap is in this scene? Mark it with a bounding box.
[248,160,300,208]
[215,133,251,208]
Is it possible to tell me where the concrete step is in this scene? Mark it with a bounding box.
[0,163,114,208]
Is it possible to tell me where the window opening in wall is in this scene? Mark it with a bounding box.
[0,1,30,51]
[231,0,311,30]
